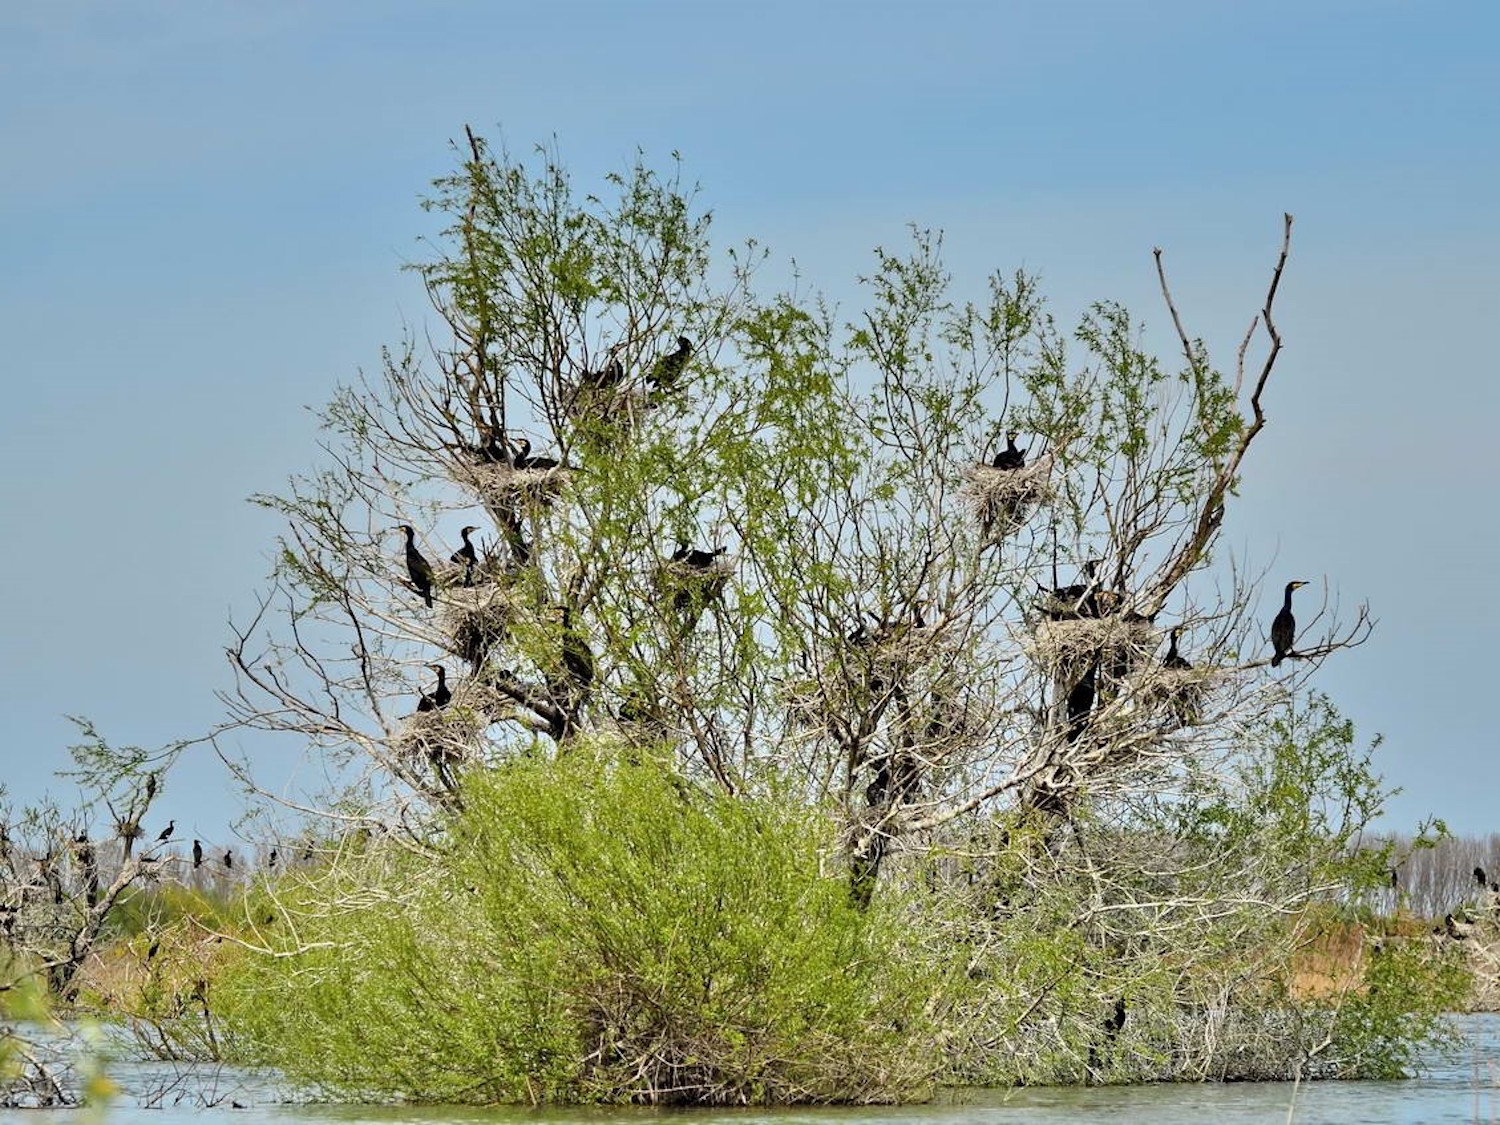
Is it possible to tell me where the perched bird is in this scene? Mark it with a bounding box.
[582,345,625,389]
[450,526,480,587]
[1270,580,1308,667]
[1105,998,1127,1037]
[192,839,203,869]
[398,525,436,608]
[156,820,175,843]
[508,437,560,471]
[145,773,158,802]
[647,335,693,392]
[1163,627,1193,670]
[415,663,450,714]
[223,849,234,871]
[1065,661,1099,743]
[146,938,160,961]
[1475,866,1488,890]
[561,606,595,689]
[671,540,727,569]
[991,432,1028,470]
[1042,560,1103,619]
[269,848,278,869]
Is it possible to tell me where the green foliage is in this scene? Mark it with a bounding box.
[214,747,956,1104]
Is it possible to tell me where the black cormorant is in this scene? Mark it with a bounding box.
[508,437,560,471]
[1270,580,1307,667]
[147,938,160,961]
[582,345,625,388]
[561,606,595,689]
[1105,997,1127,1037]
[1476,866,1488,889]
[450,525,480,587]
[647,335,693,391]
[1163,627,1192,670]
[192,839,203,869]
[991,432,1028,470]
[672,540,727,569]
[145,773,157,802]
[429,664,451,708]
[1043,560,1104,619]
[1065,661,1098,743]
[223,849,233,871]
[156,820,175,843]
[399,525,435,608]
[269,848,278,869]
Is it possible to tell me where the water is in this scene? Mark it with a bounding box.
[17,1014,1500,1125]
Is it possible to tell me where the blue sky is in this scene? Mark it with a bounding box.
[2,1,1496,846]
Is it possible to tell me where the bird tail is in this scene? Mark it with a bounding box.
[1271,653,1283,668]
[423,589,434,608]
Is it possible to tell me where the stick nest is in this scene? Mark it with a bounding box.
[962,453,1056,540]
[1029,615,1156,676]
[438,575,515,668]
[453,460,569,510]
[394,681,504,767]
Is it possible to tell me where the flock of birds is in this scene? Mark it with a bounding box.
[392,400,1313,725]
[987,432,1311,672]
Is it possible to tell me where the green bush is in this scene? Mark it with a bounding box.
[214,747,956,1104]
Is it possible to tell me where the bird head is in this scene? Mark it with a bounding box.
[426,663,445,674]
[677,335,692,352]
[397,524,414,536]
[460,525,479,536]
[1288,579,1309,592]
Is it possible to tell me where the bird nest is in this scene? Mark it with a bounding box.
[1132,665,1222,727]
[438,580,515,669]
[393,682,502,767]
[961,453,1056,540]
[1028,615,1157,679]
[656,555,735,596]
[452,460,569,510]
[567,382,653,431]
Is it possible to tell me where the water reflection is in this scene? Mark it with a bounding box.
[25,1014,1500,1125]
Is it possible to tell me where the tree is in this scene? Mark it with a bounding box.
[0,722,185,1107]
[208,132,1448,1100]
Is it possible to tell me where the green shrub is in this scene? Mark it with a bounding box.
[215,748,956,1104]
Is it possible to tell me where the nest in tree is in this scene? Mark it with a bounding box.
[961,453,1055,540]
[438,578,515,669]
[1133,664,1222,727]
[566,381,653,433]
[656,555,735,617]
[452,460,569,511]
[1029,615,1157,682]
[393,681,504,769]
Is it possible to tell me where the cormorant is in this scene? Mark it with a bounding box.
[429,664,451,708]
[1042,560,1103,619]
[156,820,175,843]
[145,773,157,802]
[269,848,278,869]
[146,938,160,961]
[399,525,435,608]
[1065,661,1098,743]
[450,525,480,587]
[672,540,727,568]
[1270,580,1308,667]
[192,839,203,869]
[991,432,1028,470]
[1163,627,1193,670]
[508,437,560,471]
[1105,997,1127,1037]
[1476,866,1488,889]
[647,335,693,391]
[582,345,625,389]
[561,606,595,689]
[416,663,450,713]
[223,849,233,871]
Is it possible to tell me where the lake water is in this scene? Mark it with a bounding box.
[19,1014,1500,1125]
